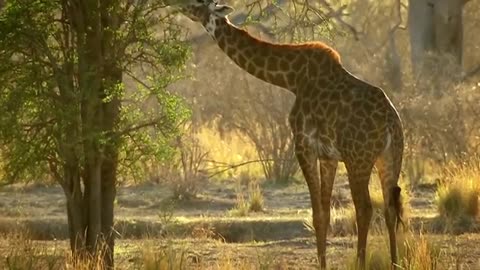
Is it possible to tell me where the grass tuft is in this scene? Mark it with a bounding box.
[329,206,357,236]
[1,231,63,270]
[228,191,250,217]
[347,232,441,270]
[228,180,265,217]
[140,241,189,270]
[435,160,480,233]
[248,182,264,212]
[399,232,441,270]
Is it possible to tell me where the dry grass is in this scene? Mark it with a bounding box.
[347,232,442,270]
[196,128,264,179]
[208,249,284,270]
[0,224,476,270]
[227,191,250,217]
[434,159,480,233]
[247,182,264,212]
[398,232,442,270]
[228,180,265,217]
[0,230,112,270]
[140,241,189,270]
[1,231,63,270]
[303,181,410,237]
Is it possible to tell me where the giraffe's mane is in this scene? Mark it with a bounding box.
[278,42,342,63]
[230,22,341,64]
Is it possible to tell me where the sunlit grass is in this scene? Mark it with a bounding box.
[0,231,63,270]
[140,240,189,270]
[247,182,264,212]
[227,193,250,217]
[0,230,113,270]
[435,159,480,232]
[196,128,264,179]
[347,232,443,270]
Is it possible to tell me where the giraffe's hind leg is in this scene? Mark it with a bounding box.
[345,162,374,270]
[375,151,402,268]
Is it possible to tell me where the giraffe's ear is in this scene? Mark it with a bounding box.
[213,5,234,17]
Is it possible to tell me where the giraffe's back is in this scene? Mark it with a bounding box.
[290,68,402,163]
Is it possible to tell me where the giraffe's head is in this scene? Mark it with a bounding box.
[178,0,234,23]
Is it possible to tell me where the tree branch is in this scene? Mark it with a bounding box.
[206,158,295,178]
[115,117,167,137]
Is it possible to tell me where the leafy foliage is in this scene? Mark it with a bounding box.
[0,0,191,185]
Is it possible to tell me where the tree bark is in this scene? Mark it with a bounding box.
[58,1,120,268]
[408,0,436,75]
[100,142,118,267]
[99,1,121,265]
[408,0,466,77]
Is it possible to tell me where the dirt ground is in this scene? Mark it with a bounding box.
[0,174,479,269]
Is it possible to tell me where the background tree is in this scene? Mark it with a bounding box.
[408,0,472,77]
[0,0,190,268]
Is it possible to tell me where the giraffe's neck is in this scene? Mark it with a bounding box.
[202,17,307,92]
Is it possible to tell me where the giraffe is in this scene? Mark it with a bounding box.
[176,0,404,268]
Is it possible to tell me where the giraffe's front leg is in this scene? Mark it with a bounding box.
[294,144,327,268]
[318,160,337,266]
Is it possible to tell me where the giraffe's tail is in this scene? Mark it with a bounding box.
[391,186,404,230]
[389,119,405,231]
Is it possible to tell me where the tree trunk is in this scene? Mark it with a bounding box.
[66,186,86,255]
[99,0,122,262]
[59,1,120,268]
[408,0,436,75]
[433,0,465,65]
[384,34,403,92]
[100,154,117,267]
[99,67,121,267]
[408,0,467,78]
